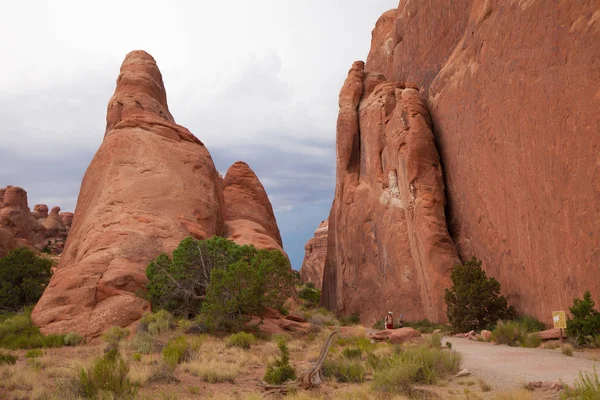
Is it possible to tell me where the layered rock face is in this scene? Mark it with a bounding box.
[32,51,283,337]
[223,161,284,253]
[321,61,460,325]
[363,1,600,321]
[300,220,328,289]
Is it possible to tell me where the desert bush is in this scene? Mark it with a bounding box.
[562,367,600,399]
[371,360,422,395]
[263,339,297,384]
[562,344,574,356]
[147,237,294,326]
[102,326,129,346]
[523,333,542,348]
[342,347,362,359]
[0,309,65,349]
[162,336,190,369]
[298,284,320,307]
[323,356,366,383]
[339,313,361,326]
[63,332,83,346]
[0,247,53,312]
[201,249,294,333]
[492,321,527,346]
[567,291,600,346]
[0,351,17,365]
[425,333,443,348]
[404,319,450,334]
[226,332,256,349]
[25,349,43,358]
[77,349,138,399]
[139,310,175,335]
[132,353,142,362]
[516,315,545,333]
[371,345,462,394]
[131,331,155,354]
[444,257,516,332]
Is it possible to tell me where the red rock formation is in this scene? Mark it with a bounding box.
[0,227,19,258]
[364,1,600,321]
[32,204,49,220]
[42,206,67,238]
[300,220,328,289]
[321,61,460,325]
[0,186,46,245]
[32,51,227,337]
[59,212,74,230]
[223,161,284,252]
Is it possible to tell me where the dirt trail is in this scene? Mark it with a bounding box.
[446,337,598,390]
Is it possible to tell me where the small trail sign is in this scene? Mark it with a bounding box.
[552,311,567,329]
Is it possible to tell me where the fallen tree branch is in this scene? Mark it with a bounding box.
[258,329,339,397]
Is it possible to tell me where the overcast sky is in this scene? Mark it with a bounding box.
[0,0,398,269]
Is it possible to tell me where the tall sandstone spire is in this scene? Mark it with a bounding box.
[32,51,227,337]
[321,61,460,325]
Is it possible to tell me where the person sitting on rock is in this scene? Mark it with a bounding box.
[385,311,394,329]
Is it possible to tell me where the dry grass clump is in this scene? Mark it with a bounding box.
[181,356,241,383]
[562,344,574,356]
[492,389,534,400]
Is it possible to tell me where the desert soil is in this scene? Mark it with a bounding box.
[447,336,598,391]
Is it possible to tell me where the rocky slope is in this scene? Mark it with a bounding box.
[32,51,284,337]
[320,61,460,325]
[321,1,600,323]
[299,220,328,290]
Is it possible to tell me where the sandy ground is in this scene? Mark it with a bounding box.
[446,337,599,390]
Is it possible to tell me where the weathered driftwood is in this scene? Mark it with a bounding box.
[259,329,339,397]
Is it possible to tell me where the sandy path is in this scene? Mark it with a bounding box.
[446,337,598,390]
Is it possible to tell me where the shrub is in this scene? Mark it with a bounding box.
[0,351,17,365]
[567,291,600,346]
[523,333,542,349]
[0,247,53,312]
[444,257,516,332]
[341,347,362,359]
[226,332,256,349]
[298,285,320,307]
[132,353,142,362]
[263,339,297,384]
[63,332,83,346]
[201,248,294,333]
[371,345,462,394]
[562,344,574,356]
[492,320,527,346]
[425,333,443,348]
[139,310,175,335]
[0,309,65,349]
[323,356,366,383]
[562,367,600,399]
[516,315,545,333]
[102,326,129,345]
[146,236,294,332]
[131,331,155,354]
[77,349,138,399]
[162,336,190,369]
[25,349,43,358]
[339,313,361,326]
[404,319,450,334]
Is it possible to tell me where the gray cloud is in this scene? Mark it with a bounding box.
[0,1,398,269]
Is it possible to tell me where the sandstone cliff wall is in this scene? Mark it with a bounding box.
[353,0,600,321]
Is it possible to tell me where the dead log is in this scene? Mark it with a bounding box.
[259,329,339,397]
